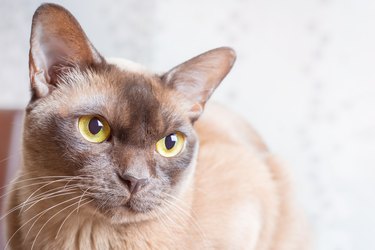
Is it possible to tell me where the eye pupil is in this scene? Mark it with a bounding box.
[165,134,177,150]
[88,118,103,135]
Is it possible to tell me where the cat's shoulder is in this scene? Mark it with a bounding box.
[195,103,268,153]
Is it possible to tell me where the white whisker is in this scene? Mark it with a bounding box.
[5,195,84,249]
[31,198,92,250]
[19,176,87,212]
[54,198,92,239]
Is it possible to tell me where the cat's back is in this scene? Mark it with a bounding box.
[193,103,307,250]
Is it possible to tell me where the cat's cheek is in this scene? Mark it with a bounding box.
[155,154,196,192]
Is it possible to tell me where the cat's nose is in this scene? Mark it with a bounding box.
[119,174,149,194]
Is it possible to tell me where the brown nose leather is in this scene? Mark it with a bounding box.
[119,174,148,194]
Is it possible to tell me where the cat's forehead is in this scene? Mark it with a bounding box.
[57,61,162,112]
[55,58,176,113]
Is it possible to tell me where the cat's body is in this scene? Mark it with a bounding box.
[6,101,305,250]
[5,4,307,250]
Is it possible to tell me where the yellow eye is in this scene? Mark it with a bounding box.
[78,115,111,143]
[156,132,186,157]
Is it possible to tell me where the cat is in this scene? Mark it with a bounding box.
[4,3,308,250]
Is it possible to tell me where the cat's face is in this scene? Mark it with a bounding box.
[25,64,198,223]
[24,3,235,223]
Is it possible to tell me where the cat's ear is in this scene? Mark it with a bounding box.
[162,47,236,122]
[29,3,104,99]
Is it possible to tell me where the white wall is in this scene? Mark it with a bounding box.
[1,0,375,249]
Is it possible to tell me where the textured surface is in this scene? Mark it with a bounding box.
[1,0,375,249]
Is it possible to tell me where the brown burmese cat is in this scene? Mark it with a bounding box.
[5,3,308,250]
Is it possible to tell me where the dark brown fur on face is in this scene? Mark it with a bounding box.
[5,3,309,250]
[24,62,200,220]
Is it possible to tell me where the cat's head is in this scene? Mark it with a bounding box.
[24,3,235,223]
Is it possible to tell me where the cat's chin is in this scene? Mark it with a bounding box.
[104,204,163,224]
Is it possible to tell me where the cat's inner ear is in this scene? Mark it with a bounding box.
[29,3,104,98]
[162,47,236,122]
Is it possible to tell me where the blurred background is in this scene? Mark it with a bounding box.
[1,0,375,249]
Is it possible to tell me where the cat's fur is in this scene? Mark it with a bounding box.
[5,3,308,250]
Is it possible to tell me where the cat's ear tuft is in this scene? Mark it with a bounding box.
[162,47,236,122]
[29,3,104,99]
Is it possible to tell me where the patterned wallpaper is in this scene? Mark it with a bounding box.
[1,0,375,249]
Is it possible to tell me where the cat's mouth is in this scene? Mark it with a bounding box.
[122,192,163,213]
[89,187,165,219]
[81,176,168,222]
[90,194,165,224]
